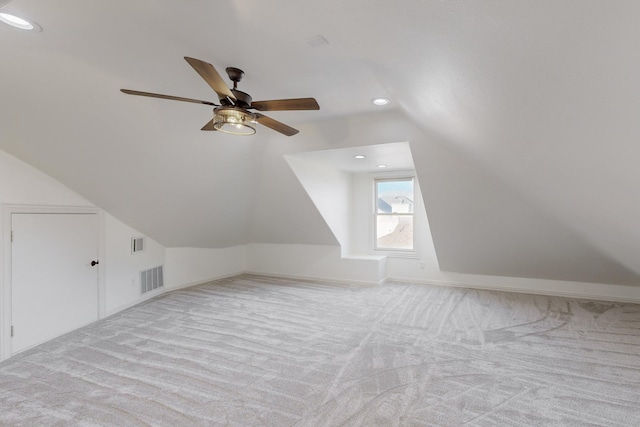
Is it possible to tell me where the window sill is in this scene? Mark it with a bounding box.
[374,250,419,259]
[343,254,387,261]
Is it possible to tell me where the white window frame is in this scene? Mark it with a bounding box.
[373,176,415,253]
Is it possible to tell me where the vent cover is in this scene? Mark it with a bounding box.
[132,237,145,253]
[140,265,163,294]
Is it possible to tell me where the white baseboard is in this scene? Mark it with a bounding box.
[243,270,386,286]
[388,276,640,304]
[165,270,245,291]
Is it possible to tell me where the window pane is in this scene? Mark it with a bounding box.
[376,180,414,213]
[376,215,413,250]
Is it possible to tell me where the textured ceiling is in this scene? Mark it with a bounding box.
[2,0,640,285]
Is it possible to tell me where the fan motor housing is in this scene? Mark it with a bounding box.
[221,89,252,107]
[226,67,245,83]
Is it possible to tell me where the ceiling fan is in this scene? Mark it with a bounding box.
[121,57,320,136]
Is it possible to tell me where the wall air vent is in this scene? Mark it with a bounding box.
[132,237,145,253]
[140,265,163,294]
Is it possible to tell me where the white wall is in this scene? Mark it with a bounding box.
[164,246,247,289]
[0,150,93,207]
[249,141,340,247]
[246,243,385,284]
[409,127,640,286]
[285,155,353,255]
[104,215,166,314]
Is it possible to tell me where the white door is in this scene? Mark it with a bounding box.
[11,213,99,354]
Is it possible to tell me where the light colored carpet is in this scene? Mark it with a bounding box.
[1,274,639,426]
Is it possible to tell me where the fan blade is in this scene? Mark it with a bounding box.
[251,98,319,111]
[184,57,236,101]
[201,119,216,131]
[120,89,217,106]
[255,112,299,136]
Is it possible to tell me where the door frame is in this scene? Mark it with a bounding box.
[1,204,105,360]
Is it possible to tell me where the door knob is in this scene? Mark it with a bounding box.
[91,260,99,266]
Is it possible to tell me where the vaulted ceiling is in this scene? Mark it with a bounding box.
[2,0,640,286]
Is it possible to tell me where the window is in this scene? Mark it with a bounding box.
[374,177,414,251]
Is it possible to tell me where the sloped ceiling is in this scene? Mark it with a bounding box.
[1,1,640,285]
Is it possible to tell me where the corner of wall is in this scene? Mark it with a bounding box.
[246,243,386,285]
[164,245,248,290]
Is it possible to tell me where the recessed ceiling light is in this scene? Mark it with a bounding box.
[0,12,41,31]
[371,98,390,106]
[377,164,387,168]
[353,155,366,159]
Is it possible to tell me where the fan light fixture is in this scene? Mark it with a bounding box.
[213,106,256,136]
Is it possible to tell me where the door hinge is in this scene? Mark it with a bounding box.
[11,325,14,337]
[10,230,13,242]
